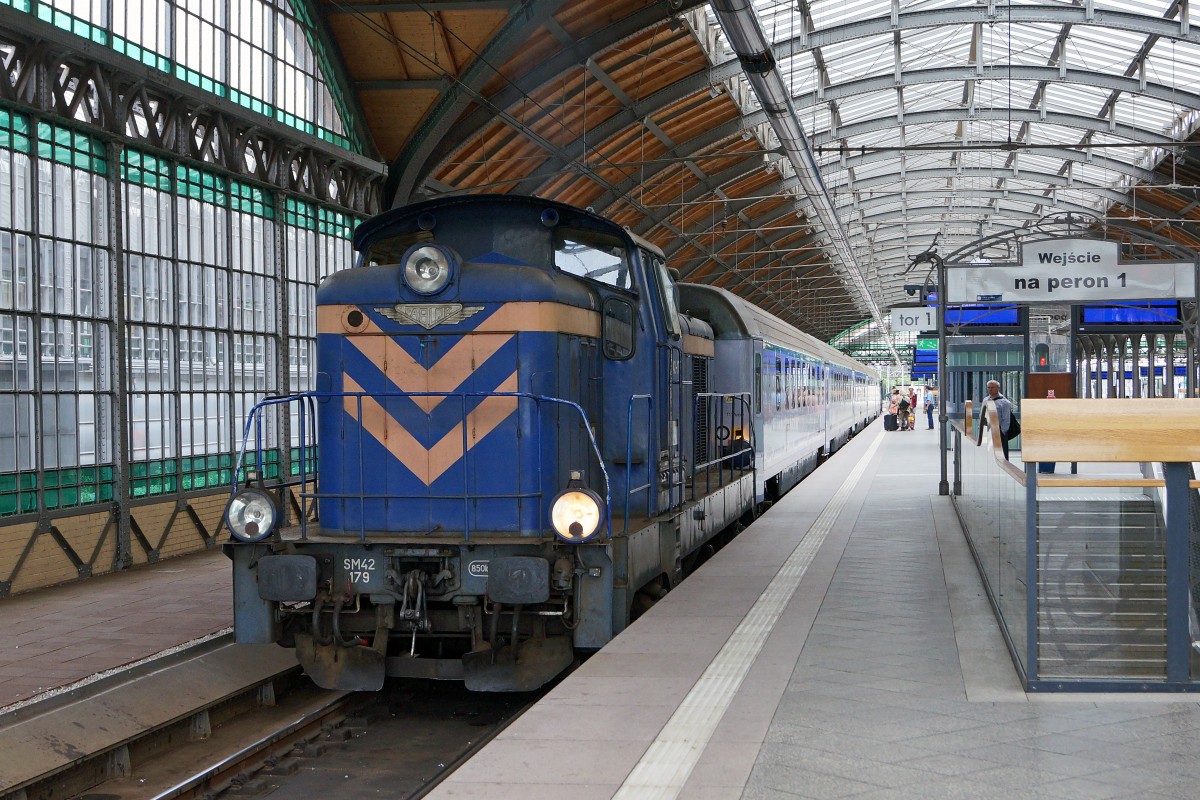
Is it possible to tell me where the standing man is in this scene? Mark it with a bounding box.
[924,389,936,430]
[977,380,1013,459]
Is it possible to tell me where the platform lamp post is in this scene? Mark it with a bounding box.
[907,246,950,496]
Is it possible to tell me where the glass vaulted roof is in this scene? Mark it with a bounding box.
[703,0,1200,309]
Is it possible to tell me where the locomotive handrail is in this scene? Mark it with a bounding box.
[232,390,611,541]
[624,394,655,533]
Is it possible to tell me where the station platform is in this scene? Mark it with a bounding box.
[430,422,1200,800]
[0,547,231,712]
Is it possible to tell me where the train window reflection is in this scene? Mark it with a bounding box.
[602,297,634,360]
[554,231,633,291]
[363,231,430,267]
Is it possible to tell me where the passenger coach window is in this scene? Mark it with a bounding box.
[554,231,633,291]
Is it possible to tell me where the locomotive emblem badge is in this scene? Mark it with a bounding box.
[375,303,483,329]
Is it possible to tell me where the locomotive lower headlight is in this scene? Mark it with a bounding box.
[404,245,452,294]
[225,488,279,542]
[550,487,604,543]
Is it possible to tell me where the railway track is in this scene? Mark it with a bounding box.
[0,637,547,800]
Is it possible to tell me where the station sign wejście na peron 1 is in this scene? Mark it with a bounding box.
[945,239,1196,304]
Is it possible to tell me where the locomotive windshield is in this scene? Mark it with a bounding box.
[553,229,634,292]
[362,231,431,267]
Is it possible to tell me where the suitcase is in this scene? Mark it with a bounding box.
[884,413,898,431]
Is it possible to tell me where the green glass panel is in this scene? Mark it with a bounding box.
[101,466,113,481]
[219,454,232,468]
[131,462,147,478]
[149,477,163,494]
[61,487,78,506]
[0,475,14,492]
[20,494,36,513]
[164,476,177,492]
[149,461,162,476]
[182,458,193,473]
[61,468,78,486]
[100,484,113,501]
[44,489,58,508]
[0,494,16,516]
[81,467,96,482]
[80,486,96,504]
[20,473,36,490]
[0,107,32,153]
[131,481,146,497]
[43,471,58,489]
[182,475,193,491]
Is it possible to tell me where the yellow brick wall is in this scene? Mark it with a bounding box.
[0,492,228,595]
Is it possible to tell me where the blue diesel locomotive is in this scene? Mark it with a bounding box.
[224,195,880,691]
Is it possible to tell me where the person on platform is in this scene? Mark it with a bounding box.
[924,389,936,430]
[977,380,1013,460]
[897,389,911,431]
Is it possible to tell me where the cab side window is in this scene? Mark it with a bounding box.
[602,297,635,360]
[554,230,633,292]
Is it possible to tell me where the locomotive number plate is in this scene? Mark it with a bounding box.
[342,556,382,592]
[466,560,489,577]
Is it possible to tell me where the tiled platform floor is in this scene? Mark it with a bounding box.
[744,429,1200,800]
[0,548,231,710]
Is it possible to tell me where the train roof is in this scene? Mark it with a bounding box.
[679,283,877,379]
[354,193,662,258]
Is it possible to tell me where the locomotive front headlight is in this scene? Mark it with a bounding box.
[550,486,604,543]
[403,245,453,294]
[225,488,279,542]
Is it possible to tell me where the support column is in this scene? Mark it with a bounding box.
[106,140,132,570]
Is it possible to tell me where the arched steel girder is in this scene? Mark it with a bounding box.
[778,5,1199,58]
[846,190,1099,219]
[836,166,1134,205]
[829,144,1162,186]
[858,206,1043,226]
[796,66,1200,126]
[864,227,1022,263]
[811,108,1168,150]
[844,178,1200,244]
[389,0,709,204]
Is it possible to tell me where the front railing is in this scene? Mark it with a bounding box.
[232,391,610,541]
[954,398,1200,690]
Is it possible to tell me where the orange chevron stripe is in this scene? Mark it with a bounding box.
[343,371,519,487]
[346,331,512,413]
